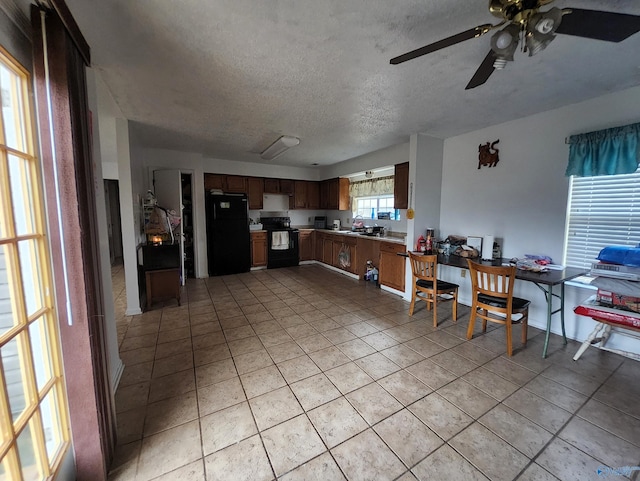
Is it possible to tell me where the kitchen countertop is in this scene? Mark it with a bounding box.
[254,227,406,245]
[315,229,406,245]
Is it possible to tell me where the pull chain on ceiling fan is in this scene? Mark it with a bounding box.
[390,0,640,90]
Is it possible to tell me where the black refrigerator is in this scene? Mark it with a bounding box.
[206,193,251,276]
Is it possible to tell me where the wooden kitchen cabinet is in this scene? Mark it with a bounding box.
[320,178,350,210]
[247,177,264,210]
[203,173,247,194]
[250,231,267,267]
[335,236,357,274]
[294,180,307,209]
[379,241,406,291]
[299,230,314,261]
[322,236,334,265]
[225,175,247,193]
[307,181,320,209]
[279,179,295,195]
[264,178,280,193]
[204,173,225,191]
[356,237,380,279]
[394,162,409,209]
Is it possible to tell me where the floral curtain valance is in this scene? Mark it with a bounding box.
[565,122,640,177]
[348,176,394,198]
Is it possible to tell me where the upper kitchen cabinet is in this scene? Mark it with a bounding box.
[225,175,247,193]
[203,173,247,193]
[394,162,409,209]
[247,177,264,210]
[294,181,307,209]
[320,178,350,210]
[307,181,320,209]
[279,179,295,196]
[204,173,225,191]
[264,178,280,194]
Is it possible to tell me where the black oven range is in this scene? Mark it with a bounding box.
[260,216,299,269]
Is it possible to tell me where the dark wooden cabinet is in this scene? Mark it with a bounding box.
[247,177,264,210]
[379,241,405,291]
[250,231,267,267]
[279,179,294,195]
[264,178,280,193]
[299,230,314,261]
[294,180,307,209]
[307,181,320,209]
[225,175,247,193]
[394,162,409,209]
[356,237,380,279]
[320,178,350,210]
[204,173,225,191]
[203,173,247,193]
[322,236,334,265]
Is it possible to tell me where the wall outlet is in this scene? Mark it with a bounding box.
[460,270,466,278]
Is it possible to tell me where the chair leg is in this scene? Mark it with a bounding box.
[452,290,458,322]
[409,288,417,315]
[481,310,487,333]
[521,310,528,346]
[505,318,513,357]
[466,307,476,340]
[433,294,438,328]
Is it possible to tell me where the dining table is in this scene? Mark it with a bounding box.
[403,252,589,358]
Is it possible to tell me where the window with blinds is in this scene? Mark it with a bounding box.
[564,167,640,270]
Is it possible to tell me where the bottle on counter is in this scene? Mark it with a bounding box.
[425,228,435,255]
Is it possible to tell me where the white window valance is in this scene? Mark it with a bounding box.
[348,176,394,198]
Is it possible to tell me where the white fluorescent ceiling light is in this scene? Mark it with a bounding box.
[260,135,300,160]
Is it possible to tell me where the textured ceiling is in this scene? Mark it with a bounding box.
[58,0,640,166]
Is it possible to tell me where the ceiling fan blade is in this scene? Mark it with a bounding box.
[555,8,640,42]
[390,25,491,65]
[465,51,496,90]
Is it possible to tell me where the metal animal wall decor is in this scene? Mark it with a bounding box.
[478,139,500,169]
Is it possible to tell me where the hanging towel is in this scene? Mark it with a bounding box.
[271,231,290,250]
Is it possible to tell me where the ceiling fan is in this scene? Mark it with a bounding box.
[390,0,640,89]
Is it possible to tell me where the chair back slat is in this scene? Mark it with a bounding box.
[409,252,437,282]
[467,260,516,308]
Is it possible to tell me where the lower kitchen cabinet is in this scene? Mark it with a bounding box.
[250,231,267,267]
[379,241,406,291]
[322,236,334,265]
[299,230,314,261]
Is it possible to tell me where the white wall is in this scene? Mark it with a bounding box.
[438,84,640,354]
[320,142,409,179]
[86,69,123,390]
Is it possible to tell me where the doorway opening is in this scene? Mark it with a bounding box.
[104,180,123,266]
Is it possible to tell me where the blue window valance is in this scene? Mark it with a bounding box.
[565,122,640,177]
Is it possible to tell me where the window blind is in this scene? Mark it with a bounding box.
[565,168,640,269]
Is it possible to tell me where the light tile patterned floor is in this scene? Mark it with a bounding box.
[107,264,640,481]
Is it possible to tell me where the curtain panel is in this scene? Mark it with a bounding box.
[565,122,640,177]
[348,176,394,212]
[32,3,115,479]
[348,176,394,197]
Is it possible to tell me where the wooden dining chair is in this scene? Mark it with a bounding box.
[466,260,530,356]
[408,252,459,327]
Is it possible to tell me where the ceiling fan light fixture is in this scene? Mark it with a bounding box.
[525,7,562,56]
[490,24,520,68]
[260,135,300,161]
[531,7,563,34]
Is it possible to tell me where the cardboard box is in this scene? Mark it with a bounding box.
[597,289,640,313]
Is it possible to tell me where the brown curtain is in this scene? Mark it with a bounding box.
[31,3,115,480]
